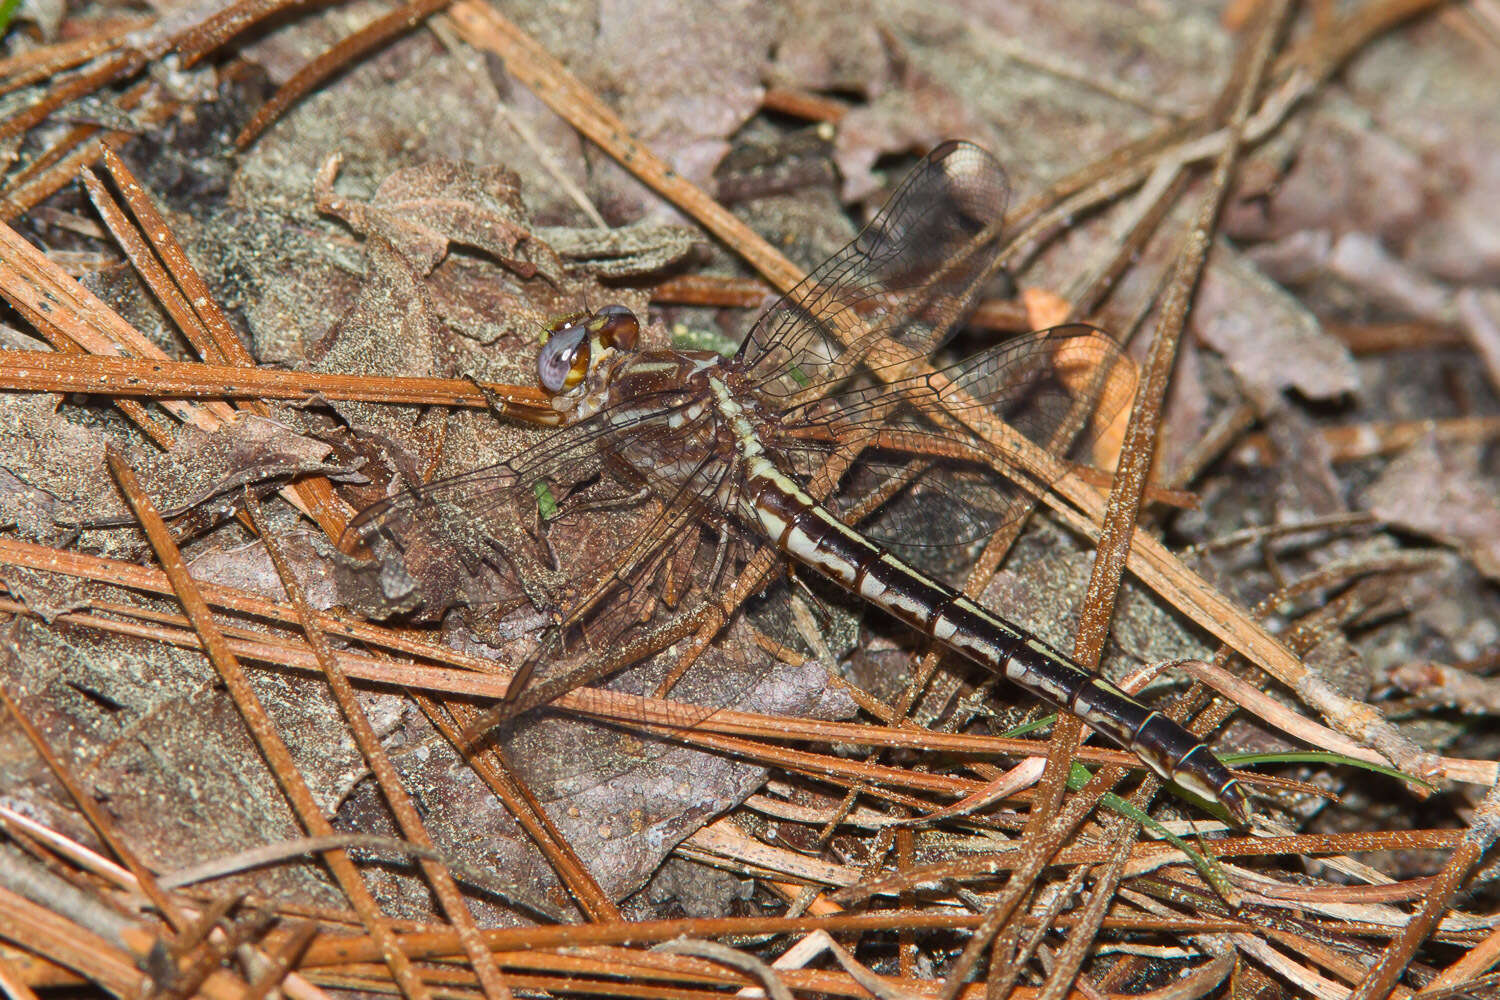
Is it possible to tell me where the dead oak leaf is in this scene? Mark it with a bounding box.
[315,155,561,278]
[1364,437,1500,582]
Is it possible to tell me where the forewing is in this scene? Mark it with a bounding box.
[737,141,1009,399]
[344,389,704,616]
[768,326,1132,579]
[344,383,785,799]
[447,445,777,801]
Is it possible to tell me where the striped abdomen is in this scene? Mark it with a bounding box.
[742,457,1250,825]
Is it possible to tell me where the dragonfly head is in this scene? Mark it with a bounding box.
[536,304,640,396]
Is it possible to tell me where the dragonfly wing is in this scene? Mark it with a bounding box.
[347,385,789,799]
[768,326,1132,578]
[344,387,695,615]
[460,449,781,800]
[737,141,1010,400]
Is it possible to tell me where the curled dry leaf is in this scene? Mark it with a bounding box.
[538,223,698,279]
[0,399,352,548]
[316,155,561,278]
[337,632,851,908]
[4,590,407,901]
[1364,437,1500,582]
[583,0,771,218]
[1193,243,1360,413]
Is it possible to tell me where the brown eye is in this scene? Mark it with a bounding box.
[592,303,639,350]
[537,322,590,393]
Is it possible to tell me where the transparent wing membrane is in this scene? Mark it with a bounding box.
[738,141,1010,398]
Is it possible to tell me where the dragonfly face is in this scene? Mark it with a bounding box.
[534,302,668,434]
[536,303,641,393]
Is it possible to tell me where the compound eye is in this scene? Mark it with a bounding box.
[592,303,639,350]
[537,322,590,393]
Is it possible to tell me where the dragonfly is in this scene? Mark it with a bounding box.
[348,140,1251,825]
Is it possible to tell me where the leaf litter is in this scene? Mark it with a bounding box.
[0,0,1498,995]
